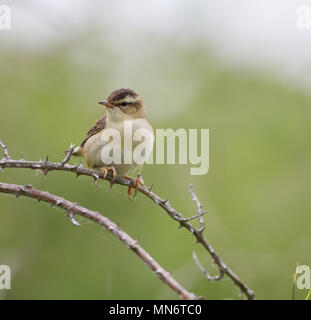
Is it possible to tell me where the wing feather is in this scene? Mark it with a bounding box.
[80,115,107,147]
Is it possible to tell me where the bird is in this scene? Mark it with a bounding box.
[73,88,154,200]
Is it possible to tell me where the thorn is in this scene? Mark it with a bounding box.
[69,142,75,149]
[147,184,153,192]
[55,199,63,206]
[92,173,100,186]
[109,180,115,190]
[109,172,117,190]
[155,269,162,277]
[41,156,49,176]
[75,172,81,179]
[161,199,169,206]
[67,207,80,226]
[69,214,80,226]
[131,239,139,249]
[24,184,32,190]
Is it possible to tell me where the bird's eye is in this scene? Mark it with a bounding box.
[121,102,127,107]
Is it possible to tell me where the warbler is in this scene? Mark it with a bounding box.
[73,88,154,199]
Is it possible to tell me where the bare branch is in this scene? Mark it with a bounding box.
[188,185,225,281]
[0,140,11,160]
[0,181,198,300]
[188,184,206,233]
[61,143,76,167]
[193,252,224,282]
[0,142,255,299]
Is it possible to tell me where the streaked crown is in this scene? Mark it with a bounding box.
[108,88,138,103]
[106,88,145,118]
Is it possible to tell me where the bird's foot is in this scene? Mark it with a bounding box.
[100,167,117,181]
[123,175,144,201]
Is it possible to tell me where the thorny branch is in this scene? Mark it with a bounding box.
[61,143,76,167]
[0,140,255,299]
[0,181,197,300]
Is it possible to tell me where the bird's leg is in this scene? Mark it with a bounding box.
[123,175,144,201]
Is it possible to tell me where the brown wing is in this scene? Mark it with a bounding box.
[80,115,107,147]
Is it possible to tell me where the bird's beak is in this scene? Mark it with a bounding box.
[98,101,116,109]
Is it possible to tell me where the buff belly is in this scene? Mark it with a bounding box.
[83,119,153,177]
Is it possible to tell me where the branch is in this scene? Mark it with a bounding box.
[189,184,224,282]
[0,181,198,300]
[0,140,255,299]
[0,140,11,160]
[61,143,76,167]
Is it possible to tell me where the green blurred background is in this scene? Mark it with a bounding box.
[0,1,310,300]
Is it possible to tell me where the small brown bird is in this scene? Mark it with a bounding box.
[73,88,154,199]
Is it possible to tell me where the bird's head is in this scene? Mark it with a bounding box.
[99,88,145,121]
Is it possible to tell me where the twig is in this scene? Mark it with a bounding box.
[189,185,225,281]
[193,252,224,282]
[61,143,75,167]
[0,140,255,299]
[0,181,198,300]
[188,184,206,233]
[0,140,11,160]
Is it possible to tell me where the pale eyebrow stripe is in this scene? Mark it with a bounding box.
[123,96,138,103]
[114,96,137,105]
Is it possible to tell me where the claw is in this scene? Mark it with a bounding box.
[100,167,108,178]
[100,167,116,179]
[123,175,144,201]
[100,167,117,189]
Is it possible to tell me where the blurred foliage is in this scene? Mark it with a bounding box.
[0,41,311,300]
